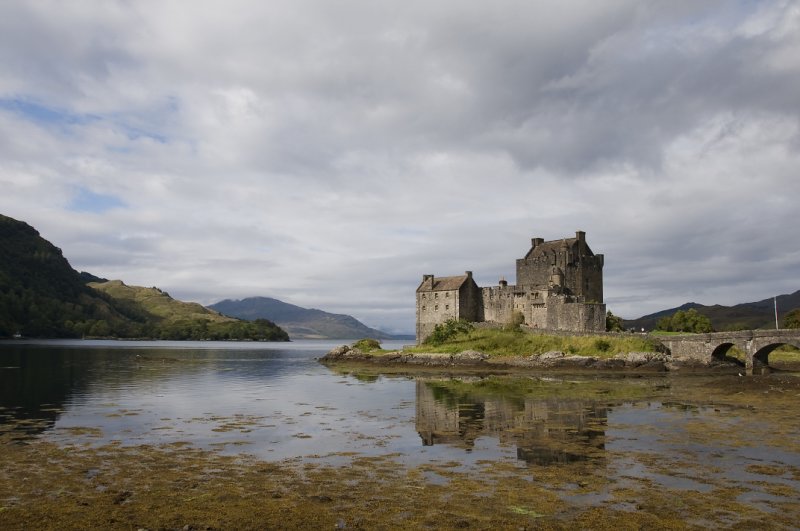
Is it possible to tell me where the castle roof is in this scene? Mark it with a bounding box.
[416,274,471,292]
[524,237,594,259]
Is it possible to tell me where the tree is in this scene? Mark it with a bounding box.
[606,311,624,332]
[425,319,474,345]
[783,308,800,329]
[505,311,525,331]
[655,308,713,333]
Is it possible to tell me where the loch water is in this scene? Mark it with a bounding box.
[2,339,800,521]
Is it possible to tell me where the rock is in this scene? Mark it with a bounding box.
[594,358,626,370]
[453,350,488,363]
[637,361,667,372]
[321,345,374,361]
[617,351,669,364]
[324,345,351,360]
[406,353,453,365]
[560,355,596,367]
[532,351,599,367]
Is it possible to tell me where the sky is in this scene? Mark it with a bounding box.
[2,1,799,334]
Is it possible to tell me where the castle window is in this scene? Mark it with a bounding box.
[435,293,439,299]
[446,292,450,298]
[422,306,426,311]
[445,305,449,310]
[435,305,439,311]
[422,293,426,299]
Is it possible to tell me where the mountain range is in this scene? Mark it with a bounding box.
[209,297,405,340]
[622,290,800,332]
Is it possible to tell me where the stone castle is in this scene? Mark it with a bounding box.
[416,231,606,343]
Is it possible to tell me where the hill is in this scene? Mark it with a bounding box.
[90,281,288,341]
[0,213,136,338]
[90,281,234,325]
[623,290,800,332]
[209,296,396,340]
[0,213,288,341]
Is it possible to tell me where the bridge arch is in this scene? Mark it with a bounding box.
[752,339,800,369]
[710,343,745,366]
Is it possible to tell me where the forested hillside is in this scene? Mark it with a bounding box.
[0,214,288,341]
[0,214,130,337]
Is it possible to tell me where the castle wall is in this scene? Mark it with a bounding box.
[516,255,557,291]
[459,281,483,323]
[545,298,606,333]
[416,289,459,342]
[482,286,552,327]
[529,304,548,329]
[575,256,604,303]
[481,285,515,324]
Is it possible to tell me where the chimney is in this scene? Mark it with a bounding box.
[575,231,585,242]
[422,274,434,283]
[499,277,508,288]
[465,271,472,279]
[531,237,544,248]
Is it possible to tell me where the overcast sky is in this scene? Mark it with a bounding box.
[2,1,799,334]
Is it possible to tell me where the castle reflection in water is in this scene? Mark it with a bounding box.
[415,379,607,465]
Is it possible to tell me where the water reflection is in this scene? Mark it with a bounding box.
[0,340,349,440]
[416,379,607,465]
[0,348,94,436]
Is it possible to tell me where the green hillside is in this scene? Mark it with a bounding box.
[90,281,288,341]
[90,281,234,324]
[0,213,288,341]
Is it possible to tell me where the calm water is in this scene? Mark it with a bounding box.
[2,339,800,515]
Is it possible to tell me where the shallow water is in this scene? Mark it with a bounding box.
[2,339,800,521]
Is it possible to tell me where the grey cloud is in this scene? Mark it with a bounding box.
[1,1,799,333]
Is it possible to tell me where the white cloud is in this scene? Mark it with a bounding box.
[1,0,799,333]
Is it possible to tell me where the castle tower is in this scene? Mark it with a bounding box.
[515,230,603,302]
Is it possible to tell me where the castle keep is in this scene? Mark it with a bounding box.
[416,231,606,343]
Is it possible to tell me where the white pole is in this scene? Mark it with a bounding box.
[775,296,779,330]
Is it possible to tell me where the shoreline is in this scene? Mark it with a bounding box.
[319,344,752,373]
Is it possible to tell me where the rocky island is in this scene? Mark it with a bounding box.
[319,330,753,373]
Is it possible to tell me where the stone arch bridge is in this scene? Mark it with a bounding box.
[657,330,800,373]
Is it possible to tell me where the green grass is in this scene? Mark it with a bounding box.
[405,328,660,358]
[770,344,800,363]
[352,338,383,352]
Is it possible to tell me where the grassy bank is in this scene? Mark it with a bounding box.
[403,328,661,358]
